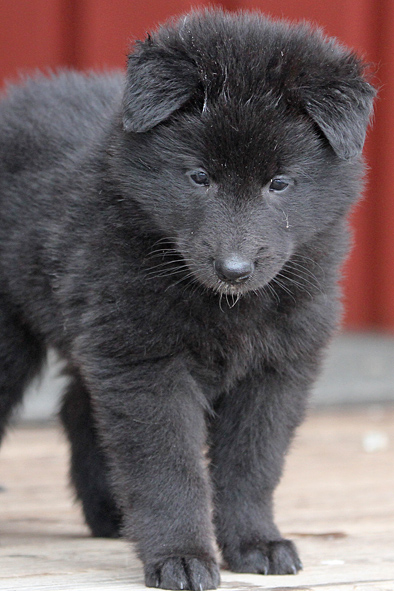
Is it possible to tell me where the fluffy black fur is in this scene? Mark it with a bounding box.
[0,9,374,591]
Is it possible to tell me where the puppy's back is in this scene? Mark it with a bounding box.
[0,71,124,175]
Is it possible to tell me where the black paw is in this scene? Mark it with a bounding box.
[225,539,302,575]
[145,556,220,590]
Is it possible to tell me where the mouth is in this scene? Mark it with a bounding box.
[214,277,251,295]
[212,280,247,308]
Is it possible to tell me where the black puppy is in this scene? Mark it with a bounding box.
[0,9,374,591]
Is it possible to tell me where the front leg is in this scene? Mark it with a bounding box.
[82,356,220,591]
[208,367,309,575]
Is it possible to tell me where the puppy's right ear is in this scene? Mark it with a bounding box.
[123,40,199,133]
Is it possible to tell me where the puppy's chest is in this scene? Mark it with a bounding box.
[185,306,271,392]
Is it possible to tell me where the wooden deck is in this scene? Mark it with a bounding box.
[1,407,393,590]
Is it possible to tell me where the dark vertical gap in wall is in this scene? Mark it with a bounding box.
[60,0,82,70]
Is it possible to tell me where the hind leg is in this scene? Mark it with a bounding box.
[0,300,45,443]
[60,370,123,538]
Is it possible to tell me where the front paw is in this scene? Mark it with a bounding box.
[145,556,220,590]
[224,538,302,575]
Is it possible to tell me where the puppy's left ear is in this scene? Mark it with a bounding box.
[123,40,199,133]
[301,55,376,160]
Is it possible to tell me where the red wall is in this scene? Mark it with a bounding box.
[1,0,393,332]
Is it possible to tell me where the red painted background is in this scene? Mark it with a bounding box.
[1,0,393,331]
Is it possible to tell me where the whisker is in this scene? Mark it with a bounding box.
[283,266,321,293]
[144,268,189,280]
[290,253,325,276]
[276,272,313,299]
[265,282,281,304]
[219,293,225,312]
[282,262,320,289]
[145,249,181,261]
[286,260,319,277]
[286,260,321,280]
[229,292,241,308]
[164,271,196,291]
[145,260,184,272]
[149,236,179,249]
[271,277,297,303]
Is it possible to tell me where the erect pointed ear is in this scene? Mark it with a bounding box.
[300,55,376,160]
[122,39,200,133]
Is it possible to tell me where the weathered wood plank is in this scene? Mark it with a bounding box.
[1,407,393,590]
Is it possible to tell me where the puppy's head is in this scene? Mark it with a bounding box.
[116,10,375,297]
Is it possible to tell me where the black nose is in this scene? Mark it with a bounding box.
[214,256,254,283]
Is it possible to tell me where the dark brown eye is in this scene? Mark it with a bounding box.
[269,178,289,192]
[189,170,210,187]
